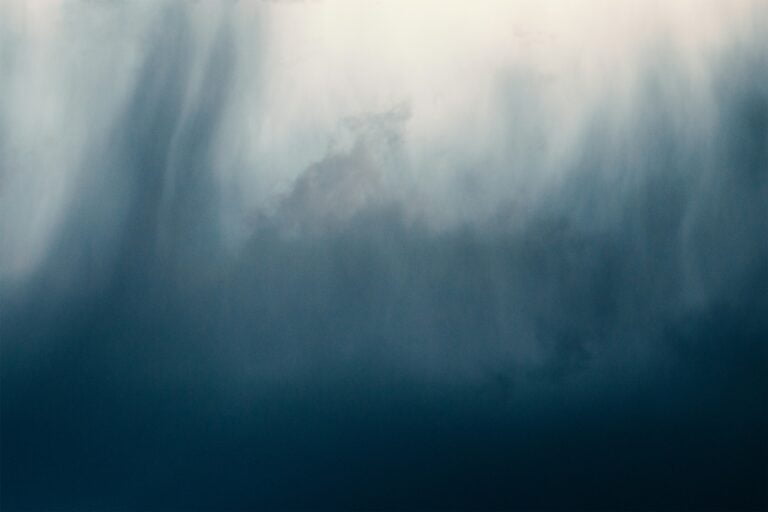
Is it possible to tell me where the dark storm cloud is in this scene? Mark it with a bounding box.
[1,3,766,511]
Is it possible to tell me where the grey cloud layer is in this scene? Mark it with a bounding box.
[1,3,766,510]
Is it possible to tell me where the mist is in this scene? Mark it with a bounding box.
[1,2,766,510]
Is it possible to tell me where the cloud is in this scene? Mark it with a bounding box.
[0,2,766,510]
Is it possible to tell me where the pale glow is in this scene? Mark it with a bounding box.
[221,0,761,219]
[0,0,764,280]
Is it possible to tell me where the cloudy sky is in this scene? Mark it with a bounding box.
[1,1,766,510]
